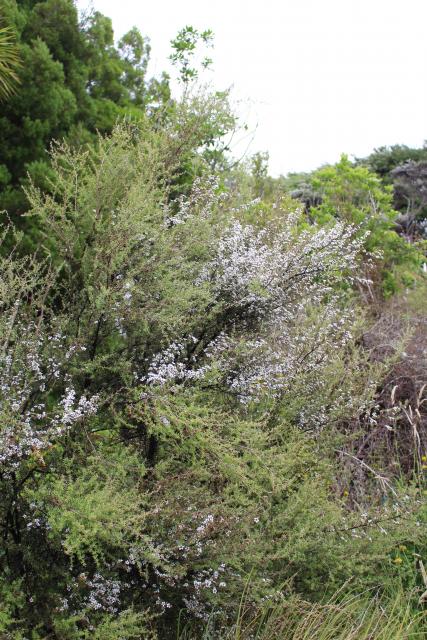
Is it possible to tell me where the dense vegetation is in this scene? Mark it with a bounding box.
[0,2,427,638]
[0,0,172,218]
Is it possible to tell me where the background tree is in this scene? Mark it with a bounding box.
[357,144,427,238]
[0,0,170,220]
[169,25,213,84]
[0,25,21,100]
[357,143,427,185]
[310,155,423,295]
[391,161,427,237]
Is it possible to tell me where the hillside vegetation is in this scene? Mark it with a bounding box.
[0,2,426,638]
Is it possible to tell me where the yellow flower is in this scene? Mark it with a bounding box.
[421,455,427,462]
[393,557,403,565]
[398,545,407,552]
[343,490,349,497]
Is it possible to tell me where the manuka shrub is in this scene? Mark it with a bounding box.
[0,109,425,637]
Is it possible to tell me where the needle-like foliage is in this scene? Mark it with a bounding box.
[0,26,20,101]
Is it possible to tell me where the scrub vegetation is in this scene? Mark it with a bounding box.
[0,2,426,638]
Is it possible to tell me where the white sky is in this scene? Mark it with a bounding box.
[77,0,427,176]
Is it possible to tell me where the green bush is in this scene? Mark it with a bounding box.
[0,102,426,638]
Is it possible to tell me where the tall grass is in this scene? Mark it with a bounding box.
[180,589,426,640]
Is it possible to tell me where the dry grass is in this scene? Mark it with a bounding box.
[338,281,427,502]
[181,589,426,640]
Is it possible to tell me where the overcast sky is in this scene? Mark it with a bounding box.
[77,0,427,176]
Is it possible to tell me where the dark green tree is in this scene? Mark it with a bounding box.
[357,144,427,184]
[0,0,171,219]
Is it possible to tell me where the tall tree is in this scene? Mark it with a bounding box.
[0,0,170,219]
